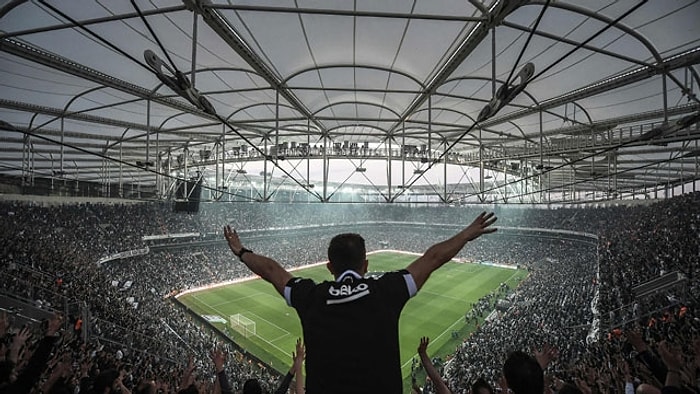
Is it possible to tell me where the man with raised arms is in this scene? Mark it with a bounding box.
[224,212,497,394]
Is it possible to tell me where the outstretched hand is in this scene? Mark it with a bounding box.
[13,325,32,348]
[417,336,430,356]
[657,340,683,371]
[625,329,647,352]
[407,211,498,291]
[534,343,559,369]
[223,225,243,255]
[210,347,226,373]
[292,338,305,372]
[464,212,498,242]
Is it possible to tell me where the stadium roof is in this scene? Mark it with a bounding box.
[1,0,699,203]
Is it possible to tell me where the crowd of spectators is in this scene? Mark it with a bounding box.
[0,192,697,393]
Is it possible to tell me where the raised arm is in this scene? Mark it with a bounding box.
[224,225,292,296]
[211,347,233,394]
[293,339,305,394]
[417,337,452,394]
[407,212,497,290]
[274,338,305,394]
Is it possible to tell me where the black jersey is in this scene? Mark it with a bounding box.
[284,269,417,394]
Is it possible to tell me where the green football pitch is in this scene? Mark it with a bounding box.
[177,251,526,388]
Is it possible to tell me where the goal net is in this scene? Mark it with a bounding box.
[229,313,256,338]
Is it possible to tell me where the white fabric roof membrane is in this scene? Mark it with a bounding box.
[0,0,699,203]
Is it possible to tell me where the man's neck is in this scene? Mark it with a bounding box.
[336,270,362,281]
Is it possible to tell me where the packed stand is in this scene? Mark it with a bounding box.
[0,193,698,393]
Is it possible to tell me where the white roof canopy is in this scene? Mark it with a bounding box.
[1,0,699,203]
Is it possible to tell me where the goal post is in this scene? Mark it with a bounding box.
[229,313,256,338]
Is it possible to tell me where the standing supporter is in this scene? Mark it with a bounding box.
[502,351,544,394]
[224,212,498,394]
[0,314,62,394]
[417,336,453,394]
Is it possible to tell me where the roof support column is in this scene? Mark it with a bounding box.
[99,147,105,196]
[214,139,220,200]
[428,95,432,161]
[169,150,174,198]
[24,114,40,187]
[521,157,526,204]
[30,138,35,186]
[191,10,198,87]
[274,91,280,161]
[401,122,405,188]
[503,161,508,203]
[265,90,281,201]
[663,73,668,123]
[119,141,123,197]
[106,154,111,198]
[60,117,65,186]
[539,109,544,202]
[388,135,392,202]
[22,134,30,186]
[220,124,226,195]
[146,99,151,169]
[478,126,484,202]
[72,160,79,194]
[184,145,189,199]
[322,133,328,202]
[262,138,268,201]
[306,128,311,192]
[680,147,684,195]
[694,139,698,193]
[443,138,448,203]
[491,26,496,97]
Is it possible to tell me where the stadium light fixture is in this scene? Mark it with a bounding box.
[136,160,154,168]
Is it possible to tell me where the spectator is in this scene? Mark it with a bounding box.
[502,351,543,394]
[417,336,453,394]
[223,212,497,393]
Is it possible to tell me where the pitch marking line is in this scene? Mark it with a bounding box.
[421,290,466,302]
[210,292,267,308]
[190,293,215,312]
[268,332,291,343]
[246,310,293,338]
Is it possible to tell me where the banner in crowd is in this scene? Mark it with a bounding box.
[203,315,227,324]
[96,246,150,266]
[142,233,200,241]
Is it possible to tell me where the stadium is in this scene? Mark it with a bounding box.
[0,1,699,393]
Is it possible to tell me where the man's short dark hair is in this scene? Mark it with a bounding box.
[471,377,494,394]
[243,378,262,394]
[92,368,119,393]
[328,233,366,273]
[503,351,544,394]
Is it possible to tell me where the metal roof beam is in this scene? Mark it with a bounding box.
[193,0,327,133]
[0,99,150,131]
[0,37,214,119]
[387,0,526,135]
[481,49,700,128]
[203,4,486,22]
